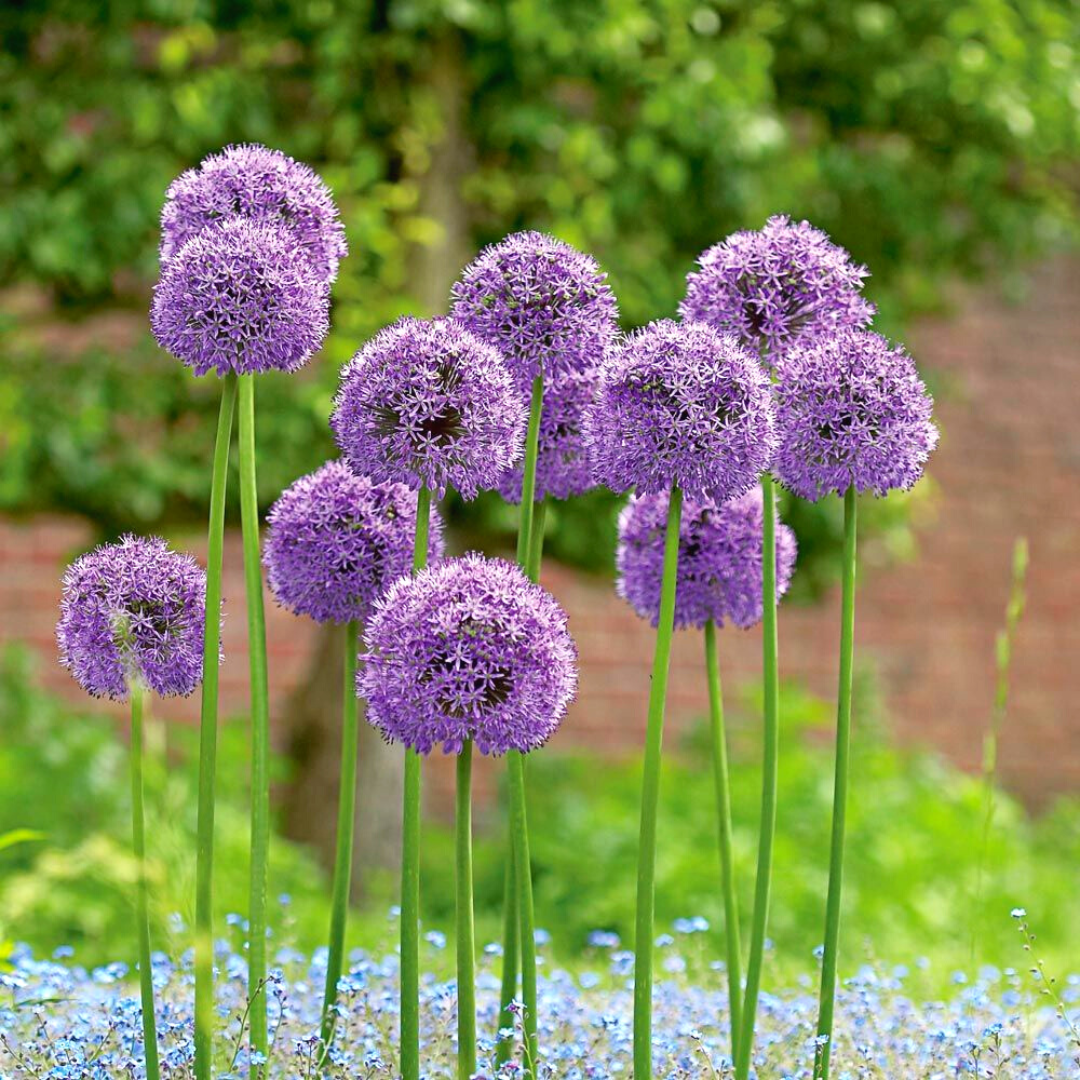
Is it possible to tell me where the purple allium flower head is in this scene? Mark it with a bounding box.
[450,231,619,394]
[498,368,599,504]
[263,461,445,626]
[616,488,797,630]
[360,553,577,756]
[585,319,777,503]
[774,330,938,500]
[57,535,215,700]
[680,215,875,362]
[330,317,525,500]
[151,218,330,377]
[160,143,348,283]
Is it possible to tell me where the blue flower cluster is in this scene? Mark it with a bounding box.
[2,921,1076,1079]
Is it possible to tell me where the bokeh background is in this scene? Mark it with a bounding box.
[1,0,1078,987]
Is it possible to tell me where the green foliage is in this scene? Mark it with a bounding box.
[1,0,1076,582]
[0,646,339,965]
[3,645,1079,990]
[0,345,333,535]
[425,674,1080,991]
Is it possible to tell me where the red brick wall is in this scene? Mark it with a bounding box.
[3,258,1078,807]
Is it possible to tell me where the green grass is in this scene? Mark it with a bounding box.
[425,676,1080,997]
[2,644,1077,997]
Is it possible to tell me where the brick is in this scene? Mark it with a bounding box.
[4,257,1080,809]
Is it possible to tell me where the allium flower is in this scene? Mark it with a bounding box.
[151,219,330,377]
[331,317,525,499]
[160,143,348,283]
[360,554,577,756]
[498,368,598,503]
[617,489,797,630]
[264,461,445,626]
[773,330,938,500]
[450,231,619,394]
[680,215,874,360]
[586,319,776,504]
[57,535,214,700]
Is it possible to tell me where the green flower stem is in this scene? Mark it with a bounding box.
[400,485,431,1080]
[515,376,545,570]
[704,618,742,1066]
[633,484,683,1080]
[814,485,858,1080]
[238,373,271,1062]
[526,498,547,582]
[401,749,421,1080]
[494,493,546,1070]
[507,749,538,1074]
[736,474,780,1080]
[319,620,360,1053]
[130,687,161,1080]
[494,836,519,1067]
[456,739,477,1079]
[195,372,237,1080]
[497,374,545,1065]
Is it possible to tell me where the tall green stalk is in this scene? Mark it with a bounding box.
[736,475,780,1080]
[401,485,431,1080]
[704,619,742,1065]
[130,687,161,1080]
[526,498,547,581]
[813,486,857,1080]
[195,373,237,1080]
[497,374,545,1066]
[972,537,1028,962]
[456,739,477,1079]
[494,846,518,1068]
[495,496,547,1070]
[319,620,360,1053]
[516,377,544,572]
[633,485,683,1080]
[238,374,271,1062]
[507,749,538,1074]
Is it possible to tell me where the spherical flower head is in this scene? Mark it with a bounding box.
[450,231,619,393]
[617,488,797,630]
[330,316,525,500]
[57,535,216,701]
[360,553,577,756]
[264,461,445,625]
[680,215,875,361]
[160,143,348,283]
[586,319,777,504]
[151,218,330,377]
[498,368,599,504]
[774,330,939,500]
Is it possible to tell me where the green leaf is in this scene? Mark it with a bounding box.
[0,829,45,853]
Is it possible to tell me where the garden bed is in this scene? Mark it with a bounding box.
[3,930,1076,1078]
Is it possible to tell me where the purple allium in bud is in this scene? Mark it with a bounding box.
[57,535,215,701]
[680,215,874,361]
[450,231,619,394]
[360,553,577,756]
[160,143,348,283]
[151,219,330,377]
[585,319,777,504]
[616,488,797,630]
[263,461,445,626]
[330,317,525,500]
[773,330,938,500]
[498,368,599,504]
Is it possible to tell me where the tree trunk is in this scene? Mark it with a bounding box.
[281,28,471,889]
[282,622,403,892]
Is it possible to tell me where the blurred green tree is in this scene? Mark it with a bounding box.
[1,0,1075,579]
